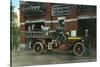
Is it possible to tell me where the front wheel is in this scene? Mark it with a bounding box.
[33,42,44,55]
[73,42,85,56]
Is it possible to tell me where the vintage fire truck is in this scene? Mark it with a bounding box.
[26,20,86,56]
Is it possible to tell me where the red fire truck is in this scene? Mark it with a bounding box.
[26,19,85,56]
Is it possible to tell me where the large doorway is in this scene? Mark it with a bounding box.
[25,22,44,31]
[78,18,96,49]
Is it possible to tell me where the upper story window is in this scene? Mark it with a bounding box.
[20,1,46,16]
[77,5,96,12]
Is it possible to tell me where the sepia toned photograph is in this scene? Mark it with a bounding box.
[11,0,96,67]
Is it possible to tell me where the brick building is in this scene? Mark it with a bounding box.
[20,1,96,48]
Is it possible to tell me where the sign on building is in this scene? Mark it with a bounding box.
[52,5,70,16]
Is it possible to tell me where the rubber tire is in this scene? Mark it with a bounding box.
[73,42,85,56]
[33,42,44,55]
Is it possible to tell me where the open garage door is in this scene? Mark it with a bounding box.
[25,21,44,31]
[78,18,96,49]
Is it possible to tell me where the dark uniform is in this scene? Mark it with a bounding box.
[84,29,91,55]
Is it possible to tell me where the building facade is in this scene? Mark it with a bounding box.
[20,1,96,48]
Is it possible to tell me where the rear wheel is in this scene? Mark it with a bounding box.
[33,42,44,55]
[73,42,85,56]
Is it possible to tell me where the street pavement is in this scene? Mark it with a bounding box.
[12,49,96,67]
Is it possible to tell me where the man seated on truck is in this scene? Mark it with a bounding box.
[59,20,67,43]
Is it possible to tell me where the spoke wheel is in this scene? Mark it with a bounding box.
[33,42,44,55]
[73,42,85,56]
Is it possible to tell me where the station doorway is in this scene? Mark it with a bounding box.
[78,18,96,49]
[25,22,44,31]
